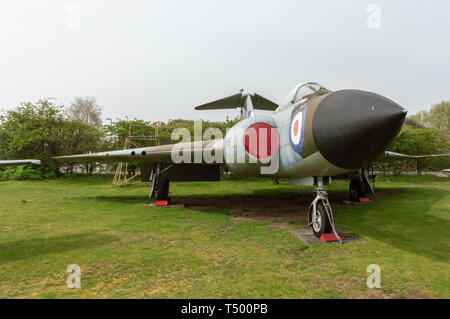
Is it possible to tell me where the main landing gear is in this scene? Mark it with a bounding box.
[308,177,342,243]
[349,178,366,202]
[349,169,373,202]
[148,163,170,201]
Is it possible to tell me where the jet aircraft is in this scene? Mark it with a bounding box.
[55,82,448,239]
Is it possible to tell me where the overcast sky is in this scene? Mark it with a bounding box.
[1,0,449,122]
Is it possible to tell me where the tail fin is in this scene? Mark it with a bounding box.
[245,94,255,118]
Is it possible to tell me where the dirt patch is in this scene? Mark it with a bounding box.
[182,191,332,223]
[89,196,140,202]
[181,190,395,223]
[335,228,360,241]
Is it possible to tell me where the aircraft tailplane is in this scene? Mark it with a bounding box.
[195,92,278,119]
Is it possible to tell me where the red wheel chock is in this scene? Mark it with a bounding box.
[359,197,371,203]
[320,233,340,242]
[155,199,170,206]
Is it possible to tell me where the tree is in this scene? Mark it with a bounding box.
[67,96,103,127]
[159,118,241,144]
[405,111,426,128]
[384,125,449,174]
[102,118,240,149]
[407,101,450,131]
[0,99,104,176]
[59,119,105,174]
[0,99,65,173]
[427,101,450,131]
[103,118,158,150]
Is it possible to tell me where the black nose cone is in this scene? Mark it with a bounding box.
[312,89,406,169]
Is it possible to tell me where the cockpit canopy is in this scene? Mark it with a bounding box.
[276,82,330,112]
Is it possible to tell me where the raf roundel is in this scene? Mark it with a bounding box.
[289,106,307,153]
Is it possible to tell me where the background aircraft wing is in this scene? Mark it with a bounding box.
[0,159,41,167]
[54,139,223,164]
[383,151,450,159]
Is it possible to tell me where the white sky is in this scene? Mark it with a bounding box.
[0,0,449,122]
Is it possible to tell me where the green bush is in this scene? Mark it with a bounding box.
[0,165,56,181]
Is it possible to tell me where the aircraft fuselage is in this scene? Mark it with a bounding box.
[224,88,406,180]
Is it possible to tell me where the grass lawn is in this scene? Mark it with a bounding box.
[0,175,448,298]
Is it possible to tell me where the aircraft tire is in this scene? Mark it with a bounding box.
[157,178,170,200]
[350,178,366,201]
[311,201,332,238]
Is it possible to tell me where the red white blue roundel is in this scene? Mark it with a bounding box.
[289,106,307,153]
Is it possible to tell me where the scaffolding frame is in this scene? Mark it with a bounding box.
[112,123,159,185]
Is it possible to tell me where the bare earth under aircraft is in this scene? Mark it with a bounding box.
[55,82,449,239]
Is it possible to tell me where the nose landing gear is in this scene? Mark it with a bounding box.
[308,177,342,243]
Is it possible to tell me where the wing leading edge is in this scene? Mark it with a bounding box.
[0,159,41,167]
[54,139,224,164]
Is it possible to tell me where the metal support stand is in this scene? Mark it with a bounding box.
[309,177,343,244]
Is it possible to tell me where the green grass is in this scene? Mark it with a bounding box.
[0,175,448,298]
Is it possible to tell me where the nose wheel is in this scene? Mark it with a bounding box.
[311,200,332,237]
[308,177,342,243]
